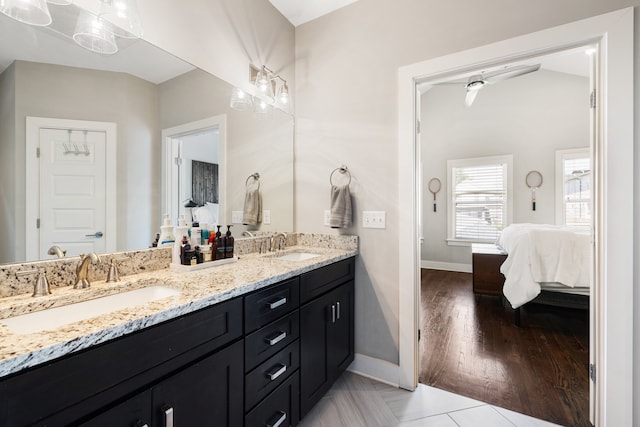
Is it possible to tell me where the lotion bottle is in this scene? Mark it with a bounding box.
[214,225,225,260]
[224,225,234,258]
[173,214,189,265]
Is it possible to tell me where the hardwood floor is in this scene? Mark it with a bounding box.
[419,269,590,427]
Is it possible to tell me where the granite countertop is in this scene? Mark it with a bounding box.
[0,245,357,378]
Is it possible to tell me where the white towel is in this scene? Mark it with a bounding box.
[242,189,262,226]
[329,185,352,228]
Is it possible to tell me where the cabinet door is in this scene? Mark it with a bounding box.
[300,281,354,417]
[79,391,151,427]
[152,340,243,427]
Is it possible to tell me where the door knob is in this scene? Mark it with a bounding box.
[85,231,104,238]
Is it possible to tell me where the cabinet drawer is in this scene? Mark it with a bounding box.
[300,257,354,303]
[245,310,300,372]
[0,298,243,427]
[245,278,300,333]
[245,340,299,411]
[245,372,299,427]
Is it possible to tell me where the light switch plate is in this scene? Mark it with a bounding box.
[324,210,331,226]
[362,211,386,229]
[231,211,243,224]
[263,210,271,225]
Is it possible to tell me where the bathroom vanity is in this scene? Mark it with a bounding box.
[0,240,356,427]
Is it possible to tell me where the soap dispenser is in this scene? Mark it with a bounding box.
[214,225,225,260]
[158,213,175,246]
[224,225,234,259]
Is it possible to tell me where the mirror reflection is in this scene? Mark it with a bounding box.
[0,3,294,265]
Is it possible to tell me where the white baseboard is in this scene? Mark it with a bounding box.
[347,353,400,388]
[420,260,472,273]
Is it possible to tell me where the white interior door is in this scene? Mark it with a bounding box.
[26,117,117,261]
[39,129,107,258]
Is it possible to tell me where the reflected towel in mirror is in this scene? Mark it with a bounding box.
[242,189,262,226]
[329,185,352,228]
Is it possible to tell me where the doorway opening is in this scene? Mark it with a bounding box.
[397,8,634,427]
[417,47,594,426]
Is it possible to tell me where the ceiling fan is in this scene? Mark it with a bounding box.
[444,64,541,107]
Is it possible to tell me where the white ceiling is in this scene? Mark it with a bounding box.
[269,0,360,26]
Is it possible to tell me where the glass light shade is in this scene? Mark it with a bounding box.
[98,0,142,39]
[230,87,252,111]
[276,82,292,114]
[73,11,118,55]
[254,68,274,104]
[0,0,52,26]
[46,0,72,5]
[253,97,272,120]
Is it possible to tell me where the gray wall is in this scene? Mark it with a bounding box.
[0,64,16,263]
[421,69,590,266]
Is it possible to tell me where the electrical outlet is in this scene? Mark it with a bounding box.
[231,211,243,224]
[263,210,271,225]
[362,211,386,229]
[324,210,331,226]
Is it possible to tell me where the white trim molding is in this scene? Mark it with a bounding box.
[398,8,634,426]
[420,260,472,273]
[347,353,400,388]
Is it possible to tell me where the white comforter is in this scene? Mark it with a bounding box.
[498,224,591,308]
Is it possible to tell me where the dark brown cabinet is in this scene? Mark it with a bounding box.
[300,259,355,417]
[472,243,507,295]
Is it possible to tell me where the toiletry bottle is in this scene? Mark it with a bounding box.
[158,213,175,246]
[180,235,190,265]
[191,223,201,248]
[225,225,234,258]
[173,214,190,265]
[215,225,225,260]
[201,226,209,246]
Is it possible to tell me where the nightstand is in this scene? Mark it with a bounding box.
[471,243,507,295]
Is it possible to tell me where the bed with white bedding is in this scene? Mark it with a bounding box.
[497,223,591,309]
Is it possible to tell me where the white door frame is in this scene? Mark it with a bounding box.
[398,8,633,427]
[161,115,227,225]
[25,117,117,260]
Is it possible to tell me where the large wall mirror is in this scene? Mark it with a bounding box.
[0,3,294,265]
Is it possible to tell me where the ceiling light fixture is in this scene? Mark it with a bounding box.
[72,9,118,54]
[46,0,72,5]
[0,0,52,26]
[98,0,142,39]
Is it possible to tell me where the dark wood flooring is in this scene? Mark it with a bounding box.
[419,269,591,427]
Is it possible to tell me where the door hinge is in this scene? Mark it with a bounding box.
[590,90,596,109]
[36,147,40,158]
[416,120,421,134]
[418,329,421,341]
[589,363,596,382]
[36,218,40,229]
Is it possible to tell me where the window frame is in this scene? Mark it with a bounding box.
[446,154,513,246]
[555,148,591,228]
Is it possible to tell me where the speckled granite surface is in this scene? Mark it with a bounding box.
[0,234,358,378]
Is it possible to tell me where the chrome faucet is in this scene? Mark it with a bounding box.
[16,268,51,297]
[75,252,101,289]
[242,230,255,237]
[270,232,287,252]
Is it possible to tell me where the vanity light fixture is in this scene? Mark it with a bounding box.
[98,0,142,39]
[73,9,118,54]
[230,65,293,115]
[46,0,72,5]
[0,0,52,26]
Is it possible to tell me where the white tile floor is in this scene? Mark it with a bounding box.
[299,372,563,427]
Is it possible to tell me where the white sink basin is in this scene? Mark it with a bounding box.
[275,252,320,261]
[1,286,181,334]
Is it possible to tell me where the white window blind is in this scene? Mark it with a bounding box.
[448,156,511,243]
[561,153,591,227]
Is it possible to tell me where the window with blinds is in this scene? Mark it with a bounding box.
[447,156,512,243]
[556,149,591,228]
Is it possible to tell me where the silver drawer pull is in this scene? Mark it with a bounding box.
[267,363,287,380]
[267,411,287,427]
[268,297,287,310]
[331,304,336,323]
[266,331,287,346]
[164,407,174,427]
[336,301,341,320]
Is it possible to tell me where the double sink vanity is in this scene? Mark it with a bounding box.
[0,234,357,426]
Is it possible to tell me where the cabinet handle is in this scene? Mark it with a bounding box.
[164,407,174,427]
[331,304,336,323]
[266,330,287,346]
[336,301,341,320]
[266,363,287,380]
[268,297,287,310]
[267,411,287,427]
